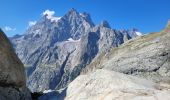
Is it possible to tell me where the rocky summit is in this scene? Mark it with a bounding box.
[0,29,31,100]
[10,9,141,92]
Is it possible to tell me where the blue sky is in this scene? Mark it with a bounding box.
[0,0,170,36]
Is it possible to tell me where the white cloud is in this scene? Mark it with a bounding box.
[42,9,61,22]
[43,9,55,16]
[29,21,37,27]
[4,26,16,31]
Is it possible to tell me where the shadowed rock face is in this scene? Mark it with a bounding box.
[0,29,31,100]
[0,29,25,87]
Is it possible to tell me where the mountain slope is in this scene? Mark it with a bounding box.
[82,20,170,83]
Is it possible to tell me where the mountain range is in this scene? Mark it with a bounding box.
[10,8,142,92]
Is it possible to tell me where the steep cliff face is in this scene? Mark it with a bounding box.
[0,29,31,100]
[11,9,142,92]
[82,21,170,83]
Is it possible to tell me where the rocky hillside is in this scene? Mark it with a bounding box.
[10,9,142,92]
[0,29,31,100]
[82,20,170,83]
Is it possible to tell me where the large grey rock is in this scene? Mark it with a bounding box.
[0,29,31,100]
[39,69,170,100]
[64,69,170,100]
[0,29,25,87]
[0,86,31,100]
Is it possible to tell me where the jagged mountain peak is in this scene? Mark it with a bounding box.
[63,8,94,25]
[59,8,94,39]
[64,8,79,18]
[80,12,90,17]
[67,8,91,18]
[27,8,94,31]
[99,20,111,28]
[120,28,143,38]
[68,8,78,14]
[39,8,82,23]
[23,8,95,41]
[80,12,94,26]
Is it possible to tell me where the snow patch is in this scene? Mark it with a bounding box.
[135,31,143,36]
[79,13,84,17]
[68,38,75,41]
[67,38,81,42]
[43,89,54,94]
